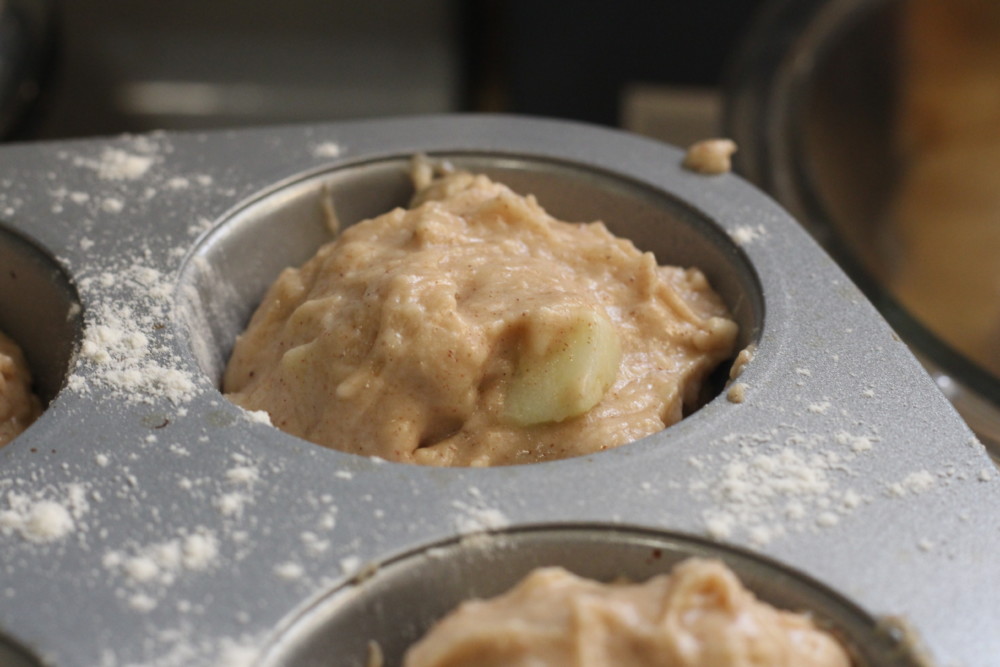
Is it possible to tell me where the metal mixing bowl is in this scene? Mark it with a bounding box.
[725,0,1000,454]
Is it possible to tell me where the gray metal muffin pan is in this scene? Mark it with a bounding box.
[0,115,997,666]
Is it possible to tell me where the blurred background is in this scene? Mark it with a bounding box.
[0,0,764,144]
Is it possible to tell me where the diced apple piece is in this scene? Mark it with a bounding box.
[505,307,621,426]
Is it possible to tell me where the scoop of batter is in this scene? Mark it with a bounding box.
[404,559,852,667]
[0,330,41,446]
[224,168,736,465]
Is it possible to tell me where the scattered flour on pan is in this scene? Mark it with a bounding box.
[98,630,264,667]
[339,555,362,575]
[311,141,343,158]
[72,262,197,404]
[807,401,832,415]
[834,430,877,453]
[215,492,250,518]
[242,408,272,426]
[225,465,259,485]
[0,483,90,544]
[730,224,766,245]
[102,528,220,611]
[451,486,510,535]
[694,410,990,545]
[3,132,375,667]
[55,133,233,406]
[274,561,304,581]
[71,147,157,181]
[300,531,330,556]
[886,471,936,497]
[213,468,255,517]
[691,427,874,545]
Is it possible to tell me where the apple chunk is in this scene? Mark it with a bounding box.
[505,306,621,426]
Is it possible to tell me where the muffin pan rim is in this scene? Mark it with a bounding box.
[258,521,917,667]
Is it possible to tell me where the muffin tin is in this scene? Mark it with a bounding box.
[0,115,997,666]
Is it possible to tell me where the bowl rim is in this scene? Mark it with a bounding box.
[722,0,1000,431]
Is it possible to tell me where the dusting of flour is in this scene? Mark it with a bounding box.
[0,483,90,544]
[74,263,197,403]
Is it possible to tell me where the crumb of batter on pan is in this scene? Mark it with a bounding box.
[726,345,754,402]
[683,138,738,174]
[729,344,755,381]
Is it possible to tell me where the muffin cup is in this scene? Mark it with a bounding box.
[259,523,924,667]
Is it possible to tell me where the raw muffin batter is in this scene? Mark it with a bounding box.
[224,165,737,465]
[0,330,40,446]
[404,559,852,667]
